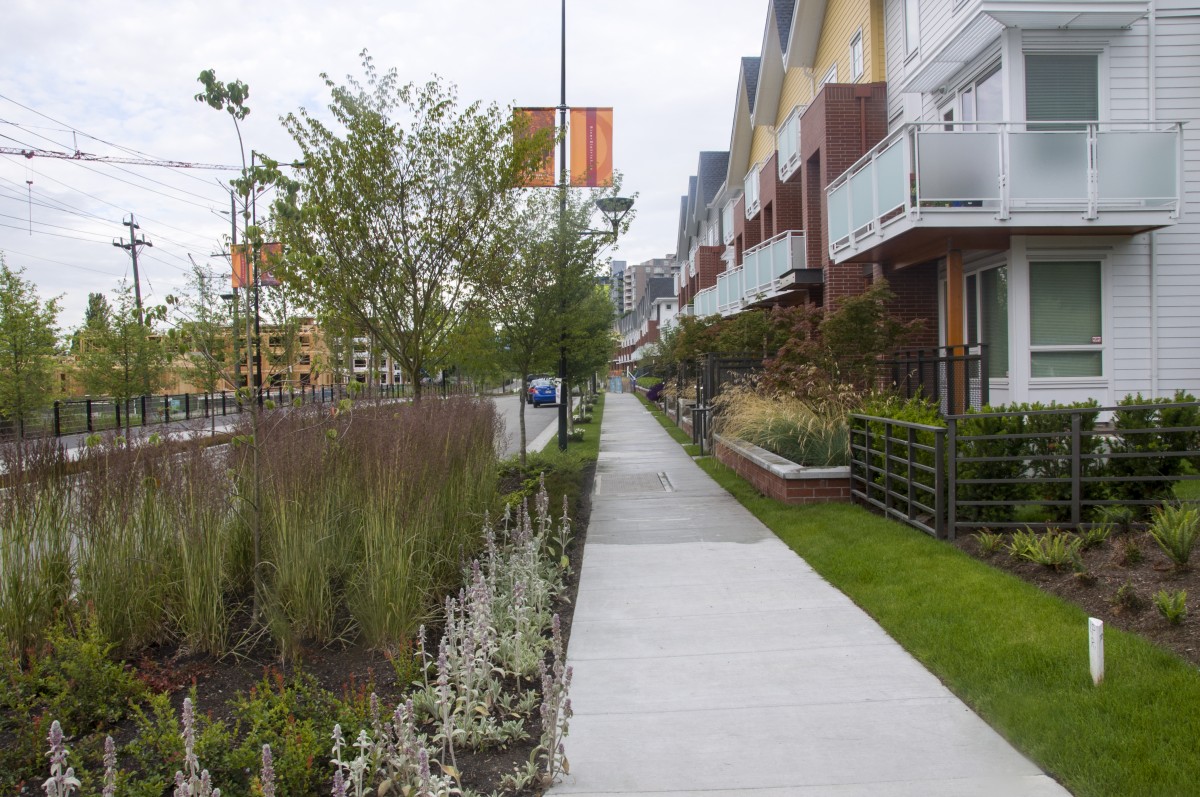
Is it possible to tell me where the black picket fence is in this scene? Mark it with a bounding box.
[850,400,1200,539]
[0,380,475,441]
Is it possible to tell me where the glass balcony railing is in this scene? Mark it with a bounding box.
[826,120,1182,262]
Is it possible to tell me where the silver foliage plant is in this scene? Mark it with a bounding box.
[38,479,575,795]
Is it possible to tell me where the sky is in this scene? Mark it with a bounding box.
[0,1,767,330]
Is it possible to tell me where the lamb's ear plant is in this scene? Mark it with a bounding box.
[42,720,80,797]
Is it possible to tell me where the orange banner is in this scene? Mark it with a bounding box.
[231,243,283,289]
[514,107,557,187]
[570,107,613,187]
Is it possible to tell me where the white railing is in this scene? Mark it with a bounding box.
[694,286,719,318]
[717,266,744,315]
[741,230,805,299]
[826,120,1183,260]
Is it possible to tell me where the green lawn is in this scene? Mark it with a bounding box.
[697,457,1200,797]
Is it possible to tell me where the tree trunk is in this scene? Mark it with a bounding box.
[518,376,528,467]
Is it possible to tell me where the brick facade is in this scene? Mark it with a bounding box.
[715,436,852,505]
[884,260,940,348]
[798,82,889,305]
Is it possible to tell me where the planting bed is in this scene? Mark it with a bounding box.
[1,397,600,796]
[956,530,1200,668]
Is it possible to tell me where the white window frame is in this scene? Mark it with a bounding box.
[821,63,838,88]
[903,0,920,60]
[1027,259,1106,381]
[721,199,736,244]
[850,30,864,81]
[776,107,803,181]
[743,164,762,219]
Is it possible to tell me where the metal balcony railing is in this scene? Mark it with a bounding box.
[827,120,1182,262]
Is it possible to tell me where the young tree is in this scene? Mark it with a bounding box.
[275,53,547,400]
[78,282,169,427]
[0,255,62,438]
[175,262,233,433]
[70,292,110,353]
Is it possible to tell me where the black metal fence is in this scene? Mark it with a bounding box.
[850,400,1200,539]
[880,344,988,414]
[0,380,475,441]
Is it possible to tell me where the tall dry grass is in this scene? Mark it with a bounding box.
[713,386,854,467]
[0,396,500,660]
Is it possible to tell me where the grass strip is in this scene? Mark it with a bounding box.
[696,456,1200,797]
[633,391,692,445]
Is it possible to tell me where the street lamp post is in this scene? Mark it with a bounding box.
[554,2,634,450]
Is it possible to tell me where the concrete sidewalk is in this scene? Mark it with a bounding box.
[549,393,1070,797]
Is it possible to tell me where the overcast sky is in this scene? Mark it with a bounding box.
[0,1,766,329]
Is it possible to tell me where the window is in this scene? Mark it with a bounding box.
[821,63,838,87]
[966,267,1009,378]
[777,109,802,180]
[850,31,864,80]
[744,165,761,218]
[904,0,920,57]
[958,65,1002,130]
[1025,53,1098,130]
[1029,261,1102,377]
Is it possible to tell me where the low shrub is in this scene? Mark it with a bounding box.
[1154,590,1188,625]
[1148,503,1200,570]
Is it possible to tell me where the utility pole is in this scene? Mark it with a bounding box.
[112,215,152,325]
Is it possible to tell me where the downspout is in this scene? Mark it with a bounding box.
[1149,0,1159,397]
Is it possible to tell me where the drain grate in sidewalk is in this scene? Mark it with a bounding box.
[595,471,673,495]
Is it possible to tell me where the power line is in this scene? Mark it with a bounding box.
[0,219,111,244]
[0,245,125,277]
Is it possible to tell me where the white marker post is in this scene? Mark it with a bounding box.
[1089,617,1105,686]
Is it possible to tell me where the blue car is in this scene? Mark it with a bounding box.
[529,378,558,407]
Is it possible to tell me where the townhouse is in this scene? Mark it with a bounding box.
[668,0,1197,407]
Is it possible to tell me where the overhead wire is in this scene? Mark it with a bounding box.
[1,245,125,277]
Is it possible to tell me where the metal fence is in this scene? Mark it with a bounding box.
[880,344,988,414]
[0,380,476,441]
[851,400,1200,539]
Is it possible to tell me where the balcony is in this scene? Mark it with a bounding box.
[827,121,1181,264]
[707,231,808,317]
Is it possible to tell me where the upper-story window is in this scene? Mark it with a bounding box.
[744,165,762,219]
[721,201,736,244]
[904,0,920,58]
[821,63,838,87]
[850,30,864,81]
[777,109,802,181]
[958,65,1002,129]
[1025,53,1098,130]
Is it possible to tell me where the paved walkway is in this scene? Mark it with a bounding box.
[549,393,1070,797]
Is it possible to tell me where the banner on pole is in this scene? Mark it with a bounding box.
[514,107,557,187]
[231,242,283,289]
[569,107,613,187]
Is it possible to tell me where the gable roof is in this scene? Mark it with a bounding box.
[773,0,796,52]
[741,57,761,115]
[697,151,729,210]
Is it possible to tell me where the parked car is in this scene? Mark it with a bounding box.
[525,373,552,403]
[529,378,558,407]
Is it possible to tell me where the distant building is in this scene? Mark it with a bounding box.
[609,260,627,313]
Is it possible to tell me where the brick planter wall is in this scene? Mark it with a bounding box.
[715,434,851,505]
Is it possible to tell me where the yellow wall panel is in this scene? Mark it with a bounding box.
[812,0,877,84]
[777,69,814,128]
[749,125,777,166]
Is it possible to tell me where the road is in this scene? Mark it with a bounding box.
[489,392,558,459]
[3,393,560,467]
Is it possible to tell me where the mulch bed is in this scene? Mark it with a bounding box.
[955,529,1200,668]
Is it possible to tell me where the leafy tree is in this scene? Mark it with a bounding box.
[173,263,232,431]
[0,255,61,437]
[478,184,628,461]
[78,282,169,426]
[274,53,547,400]
[70,292,110,353]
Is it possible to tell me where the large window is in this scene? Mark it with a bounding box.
[959,65,1002,129]
[904,0,920,57]
[1025,53,1098,130]
[850,30,864,80]
[1030,261,1102,377]
[966,266,1008,379]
